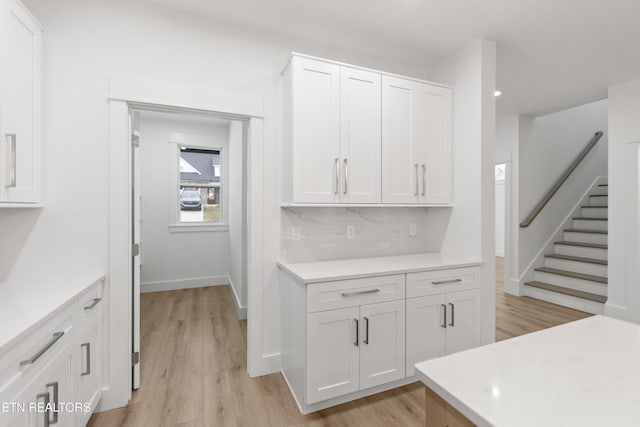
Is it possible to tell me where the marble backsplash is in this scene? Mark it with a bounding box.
[281,207,447,263]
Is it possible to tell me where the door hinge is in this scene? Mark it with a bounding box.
[131,351,140,366]
[132,243,140,257]
[131,132,140,148]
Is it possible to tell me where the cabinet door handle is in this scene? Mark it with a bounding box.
[20,332,65,367]
[353,318,359,347]
[343,158,348,194]
[36,392,50,427]
[363,317,369,345]
[84,297,102,311]
[334,158,340,195]
[441,304,447,328]
[432,278,462,285]
[81,342,91,376]
[341,288,380,297]
[422,164,426,196]
[6,134,16,188]
[414,163,419,196]
[448,303,455,327]
[46,382,59,424]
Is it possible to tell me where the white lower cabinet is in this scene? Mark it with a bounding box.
[406,288,481,376]
[40,347,74,427]
[76,319,100,426]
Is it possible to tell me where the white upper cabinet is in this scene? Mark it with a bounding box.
[283,54,451,206]
[339,67,382,204]
[0,0,42,204]
[382,75,452,205]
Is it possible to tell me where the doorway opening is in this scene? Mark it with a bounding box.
[130,108,249,392]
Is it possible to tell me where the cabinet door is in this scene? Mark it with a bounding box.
[76,321,100,426]
[359,300,405,389]
[40,348,74,427]
[340,67,381,204]
[306,307,359,404]
[0,0,41,203]
[418,84,451,204]
[405,294,447,376]
[381,76,421,204]
[291,56,340,203]
[445,289,481,355]
[0,377,39,427]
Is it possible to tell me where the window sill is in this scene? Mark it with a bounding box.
[169,223,229,233]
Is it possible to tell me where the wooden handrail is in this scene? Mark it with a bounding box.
[519,131,604,228]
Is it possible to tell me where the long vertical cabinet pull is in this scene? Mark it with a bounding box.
[363,317,369,344]
[81,342,91,376]
[448,303,455,327]
[36,392,50,427]
[6,134,17,188]
[46,382,59,424]
[353,318,359,346]
[343,158,348,194]
[414,163,419,196]
[334,158,340,195]
[441,304,447,328]
[422,164,426,196]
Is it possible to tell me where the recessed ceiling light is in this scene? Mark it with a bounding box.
[494,90,502,97]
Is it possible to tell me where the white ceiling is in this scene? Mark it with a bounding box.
[145,0,640,117]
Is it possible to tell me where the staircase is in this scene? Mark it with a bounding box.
[523,182,608,314]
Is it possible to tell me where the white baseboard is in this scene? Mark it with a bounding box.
[604,302,628,320]
[249,352,280,377]
[140,275,228,293]
[504,277,521,296]
[227,276,247,320]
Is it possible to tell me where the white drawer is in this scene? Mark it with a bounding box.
[77,279,104,329]
[307,274,405,313]
[0,302,76,402]
[406,267,480,298]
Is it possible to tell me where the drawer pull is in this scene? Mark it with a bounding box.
[363,317,369,345]
[46,382,59,424]
[341,288,380,297]
[84,297,102,310]
[441,304,447,328]
[431,278,462,285]
[449,303,455,327]
[353,318,359,347]
[36,392,50,427]
[20,332,65,368]
[81,342,91,376]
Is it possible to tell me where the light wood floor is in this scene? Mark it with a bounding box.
[88,257,591,426]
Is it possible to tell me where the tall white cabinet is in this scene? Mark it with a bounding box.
[0,0,42,205]
[283,54,451,206]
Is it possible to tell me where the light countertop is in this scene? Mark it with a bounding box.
[415,315,640,427]
[0,272,105,351]
[278,253,483,283]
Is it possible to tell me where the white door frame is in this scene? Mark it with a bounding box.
[102,77,265,411]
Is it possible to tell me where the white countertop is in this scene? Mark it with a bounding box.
[415,315,640,427]
[278,253,483,283]
[0,272,105,351]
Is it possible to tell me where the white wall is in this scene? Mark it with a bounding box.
[606,77,640,322]
[516,100,608,286]
[427,39,497,345]
[14,0,432,393]
[495,177,506,257]
[496,116,518,164]
[228,121,246,316]
[138,112,232,292]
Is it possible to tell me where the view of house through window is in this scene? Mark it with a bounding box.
[179,147,221,223]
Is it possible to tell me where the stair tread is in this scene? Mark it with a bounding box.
[564,228,607,234]
[572,217,607,221]
[581,205,608,208]
[544,254,608,265]
[524,281,607,303]
[534,267,607,283]
[555,241,607,249]
[589,195,607,197]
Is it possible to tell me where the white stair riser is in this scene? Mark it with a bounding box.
[572,219,607,231]
[555,244,607,260]
[523,286,604,315]
[588,196,608,205]
[534,272,607,296]
[580,207,608,218]
[563,231,607,245]
[545,258,607,277]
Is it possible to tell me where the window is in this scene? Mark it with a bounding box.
[179,147,221,223]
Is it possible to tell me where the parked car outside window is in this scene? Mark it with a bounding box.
[180,188,202,210]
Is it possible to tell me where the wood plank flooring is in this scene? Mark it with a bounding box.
[89,257,591,426]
